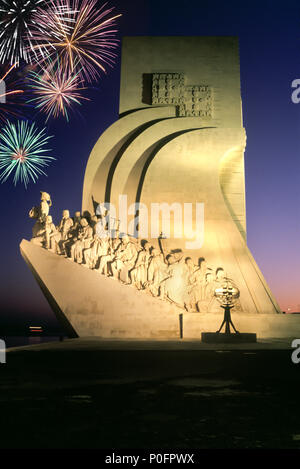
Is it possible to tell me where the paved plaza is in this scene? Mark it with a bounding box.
[1,338,300,449]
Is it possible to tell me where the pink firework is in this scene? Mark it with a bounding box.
[30,0,122,83]
[27,58,89,121]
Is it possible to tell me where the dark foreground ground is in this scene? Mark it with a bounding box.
[1,338,300,449]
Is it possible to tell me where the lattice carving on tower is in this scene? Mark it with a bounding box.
[151,73,212,118]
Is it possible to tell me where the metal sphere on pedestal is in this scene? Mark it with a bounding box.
[214,280,240,307]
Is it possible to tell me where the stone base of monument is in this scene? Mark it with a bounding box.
[20,239,300,340]
[201,332,257,343]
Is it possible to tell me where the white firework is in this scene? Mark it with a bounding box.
[0,0,74,64]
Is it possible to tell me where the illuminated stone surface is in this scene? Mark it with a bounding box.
[20,240,299,338]
[22,37,283,338]
[82,36,281,316]
[20,240,180,338]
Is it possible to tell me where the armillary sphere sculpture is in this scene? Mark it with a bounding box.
[214,281,240,334]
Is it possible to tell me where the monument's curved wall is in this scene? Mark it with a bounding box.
[219,146,247,240]
[82,106,176,214]
[110,117,210,209]
[137,128,280,314]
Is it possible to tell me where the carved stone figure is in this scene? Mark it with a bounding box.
[98,235,111,258]
[30,213,56,249]
[90,215,99,233]
[29,193,52,242]
[96,242,113,276]
[31,222,46,247]
[203,271,214,298]
[44,215,58,250]
[66,211,82,242]
[147,248,168,298]
[84,234,110,269]
[59,210,74,240]
[29,206,45,240]
[73,211,82,229]
[198,260,209,300]
[39,192,52,222]
[95,218,108,239]
[111,235,138,284]
[184,257,198,311]
[205,268,231,312]
[111,230,121,251]
[214,267,226,285]
[95,231,120,276]
[50,210,74,254]
[163,253,188,308]
[27,197,239,313]
[186,259,210,309]
[62,211,82,257]
[70,218,93,264]
[130,241,152,290]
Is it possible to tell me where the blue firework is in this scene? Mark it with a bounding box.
[0,120,55,187]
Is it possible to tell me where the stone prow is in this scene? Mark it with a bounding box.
[20,239,182,338]
[20,239,299,340]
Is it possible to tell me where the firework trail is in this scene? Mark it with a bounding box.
[27,58,89,121]
[31,0,122,83]
[0,0,45,64]
[0,62,27,122]
[0,120,55,187]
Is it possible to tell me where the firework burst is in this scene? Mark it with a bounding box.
[31,0,122,83]
[0,0,45,64]
[27,58,89,121]
[0,120,55,187]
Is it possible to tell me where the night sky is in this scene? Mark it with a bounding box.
[0,0,299,331]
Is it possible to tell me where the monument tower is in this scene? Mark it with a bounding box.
[83,36,281,315]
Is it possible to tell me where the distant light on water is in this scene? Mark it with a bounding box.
[29,326,43,333]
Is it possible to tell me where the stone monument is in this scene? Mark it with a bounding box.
[21,37,291,340]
